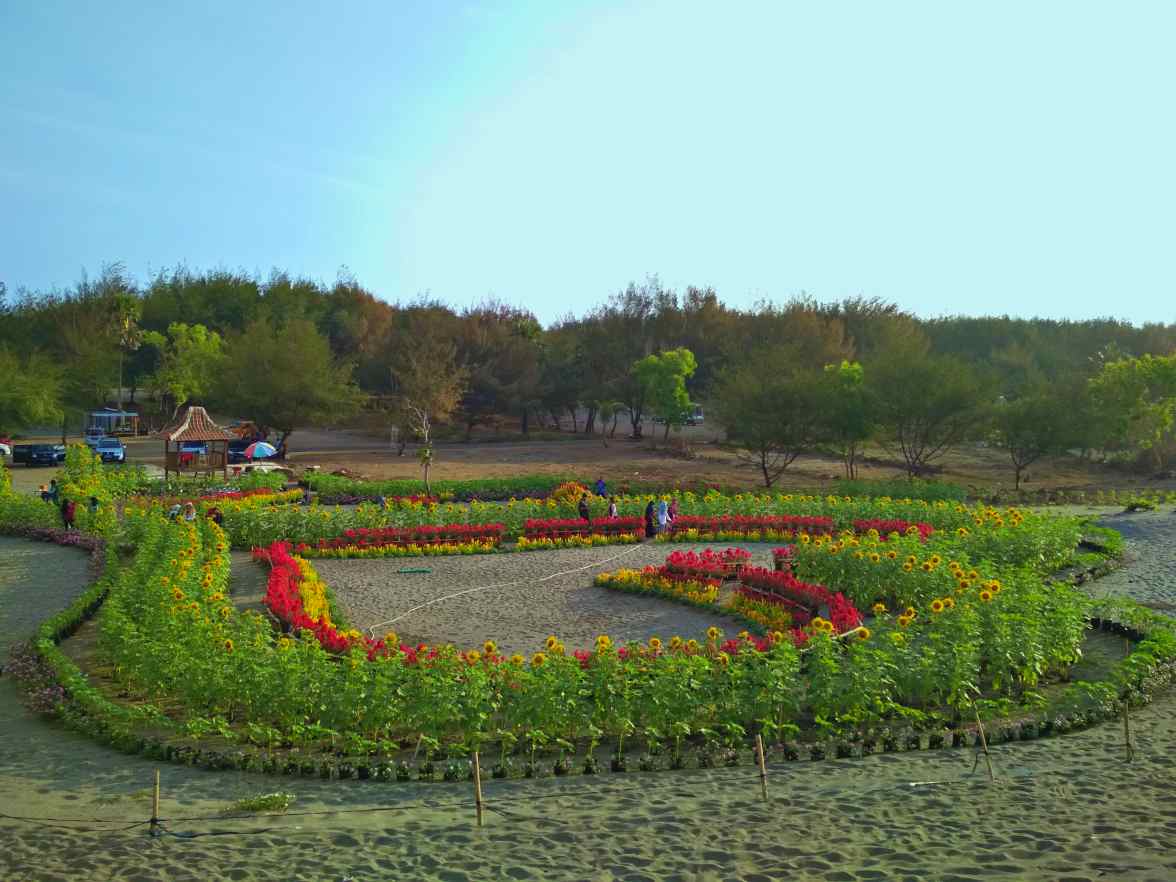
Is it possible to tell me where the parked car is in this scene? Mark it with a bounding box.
[13,444,66,466]
[84,427,106,448]
[95,436,126,463]
[0,441,11,458]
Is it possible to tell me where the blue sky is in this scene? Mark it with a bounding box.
[2,1,1173,326]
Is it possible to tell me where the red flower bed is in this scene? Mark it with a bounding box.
[523,516,643,539]
[667,514,834,537]
[255,542,394,660]
[738,566,862,633]
[772,546,795,569]
[852,518,933,541]
[314,522,505,551]
[664,548,750,580]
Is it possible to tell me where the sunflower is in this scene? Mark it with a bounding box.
[886,550,898,560]
[810,617,830,631]
[902,562,914,572]
[897,614,912,628]
[483,640,497,655]
[737,630,750,641]
[685,639,700,652]
[956,527,970,537]
[989,580,1002,593]
[905,555,918,566]
[716,652,730,666]
[857,627,871,640]
[706,626,721,641]
[530,652,547,666]
[799,533,811,544]
[509,653,525,665]
[224,639,234,653]
[669,635,683,650]
[649,636,663,651]
[979,590,994,603]
[768,630,785,644]
[545,635,559,651]
[957,579,970,590]
[466,649,482,664]
[384,631,399,647]
[890,632,906,645]
[943,597,956,610]
[921,561,933,572]
[930,599,945,614]
[872,602,888,615]
[948,561,961,572]
[868,552,881,564]
[929,555,942,566]
[596,634,613,651]
[905,606,917,617]
[968,570,980,580]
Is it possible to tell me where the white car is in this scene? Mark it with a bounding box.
[0,442,11,457]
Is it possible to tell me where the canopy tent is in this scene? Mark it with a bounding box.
[155,406,235,480]
[88,408,140,435]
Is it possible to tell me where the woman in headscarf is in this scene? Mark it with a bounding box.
[657,499,669,534]
[644,499,657,538]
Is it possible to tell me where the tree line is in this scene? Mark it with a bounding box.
[1,265,1175,487]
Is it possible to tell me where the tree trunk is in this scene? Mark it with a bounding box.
[1014,460,1023,490]
[568,406,579,433]
[521,409,529,435]
[609,412,619,438]
[61,413,68,446]
[760,452,775,488]
[663,421,671,443]
[584,407,597,435]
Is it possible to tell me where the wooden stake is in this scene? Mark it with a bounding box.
[754,734,769,802]
[472,751,484,827]
[150,768,161,836]
[972,705,995,783]
[1123,700,1134,762]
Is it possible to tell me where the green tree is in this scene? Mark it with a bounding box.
[870,351,989,478]
[819,360,875,479]
[0,347,64,434]
[143,322,226,418]
[991,388,1076,489]
[1088,353,1176,469]
[215,316,363,455]
[715,352,824,487]
[633,347,697,442]
[387,311,469,492]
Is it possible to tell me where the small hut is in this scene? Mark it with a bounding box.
[156,406,236,480]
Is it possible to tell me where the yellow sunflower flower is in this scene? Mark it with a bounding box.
[930,599,945,614]
[530,652,547,666]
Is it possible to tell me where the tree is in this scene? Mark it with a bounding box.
[143,322,225,418]
[633,347,697,442]
[388,313,468,493]
[215,316,363,455]
[819,360,875,479]
[0,347,63,434]
[715,353,824,487]
[870,351,989,478]
[991,389,1076,489]
[1088,353,1176,469]
[109,290,143,414]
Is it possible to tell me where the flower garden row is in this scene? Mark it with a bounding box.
[4,455,1176,780]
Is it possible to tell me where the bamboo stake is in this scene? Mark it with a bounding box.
[1123,638,1135,762]
[972,705,995,783]
[472,751,484,827]
[754,734,769,802]
[150,769,161,836]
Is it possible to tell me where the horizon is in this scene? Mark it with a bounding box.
[3,1,1174,326]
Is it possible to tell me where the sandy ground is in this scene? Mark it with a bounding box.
[313,542,774,652]
[0,514,1175,880]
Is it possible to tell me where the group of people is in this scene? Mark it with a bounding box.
[644,497,678,538]
[576,477,677,540]
[38,479,98,531]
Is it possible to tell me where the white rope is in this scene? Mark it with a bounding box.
[365,541,650,637]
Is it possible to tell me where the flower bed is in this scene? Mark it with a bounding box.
[852,518,933,541]
[523,516,644,540]
[738,567,863,634]
[594,568,721,606]
[516,533,640,550]
[308,522,505,555]
[663,514,835,541]
[664,548,750,580]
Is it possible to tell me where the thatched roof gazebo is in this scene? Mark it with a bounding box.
[156,406,236,480]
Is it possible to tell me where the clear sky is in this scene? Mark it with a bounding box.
[2,1,1173,326]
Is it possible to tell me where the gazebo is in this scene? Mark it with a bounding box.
[156,406,236,480]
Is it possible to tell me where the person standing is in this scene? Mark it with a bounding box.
[47,479,60,504]
[657,499,669,534]
[88,496,100,515]
[61,497,76,531]
[578,493,591,523]
[182,502,197,523]
[594,476,607,496]
[644,499,657,539]
[607,496,618,519]
[668,498,679,527]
